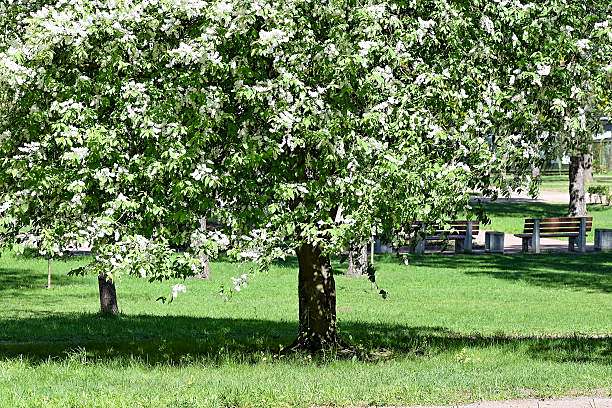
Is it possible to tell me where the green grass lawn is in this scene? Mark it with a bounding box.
[539,174,612,192]
[1,252,611,407]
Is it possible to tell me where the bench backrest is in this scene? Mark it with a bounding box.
[522,217,592,234]
[412,221,480,237]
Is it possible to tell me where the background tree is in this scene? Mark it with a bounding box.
[513,2,611,216]
[1,0,609,349]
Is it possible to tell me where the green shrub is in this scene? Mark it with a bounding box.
[587,185,610,205]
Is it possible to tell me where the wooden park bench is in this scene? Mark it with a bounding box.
[514,216,592,253]
[413,221,480,254]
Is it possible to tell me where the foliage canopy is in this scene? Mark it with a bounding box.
[0,0,610,281]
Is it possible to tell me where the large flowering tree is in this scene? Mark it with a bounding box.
[1,0,609,350]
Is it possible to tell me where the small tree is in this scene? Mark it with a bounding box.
[1,0,609,348]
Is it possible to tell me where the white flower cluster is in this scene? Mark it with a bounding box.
[191,162,214,181]
[231,274,248,292]
[257,29,289,54]
[171,283,187,300]
[481,15,495,35]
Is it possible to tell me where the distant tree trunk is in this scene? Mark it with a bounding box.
[194,217,210,279]
[291,243,338,351]
[569,154,588,216]
[195,255,210,279]
[46,258,51,289]
[346,243,368,276]
[98,273,119,316]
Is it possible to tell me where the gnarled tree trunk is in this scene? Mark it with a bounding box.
[98,273,119,316]
[292,243,338,351]
[569,154,588,216]
[346,243,368,276]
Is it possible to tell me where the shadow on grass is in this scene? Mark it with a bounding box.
[0,314,609,366]
[481,201,569,219]
[480,200,612,220]
[0,267,80,293]
[407,252,612,293]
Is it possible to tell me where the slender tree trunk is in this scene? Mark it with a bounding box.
[195,255,210,279]
[98,273,119,316]
[46,258,51,289]
[194,218,210,279]
[346,243,368,276]
[569,154,588,216]
[292,243,338,350]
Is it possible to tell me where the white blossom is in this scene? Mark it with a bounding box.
[358,40,377,57]
[481,16,495,35]
[576,39,590,50]
[215,1,233,14]
[230,274,248,292]
[536,64,551,76]
[171,283,187,299]
[594,21,608,29]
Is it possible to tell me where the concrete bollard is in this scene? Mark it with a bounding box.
[595,229,612,251]
[485,231,505,254]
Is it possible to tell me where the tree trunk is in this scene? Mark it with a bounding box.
[584,152,593,183]
[346,243,368,276]
[195,255,210,279]
[569,154,588,216]
[46,258,51,289]
[194,217,210,279]
[292,244,338,351]
[98,273,119,316]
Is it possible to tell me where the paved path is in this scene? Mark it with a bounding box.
[319,397,612,408]
[473,187,572,205]
[404,397,612,408]
[473,231,588,254]
[511,190,570,204]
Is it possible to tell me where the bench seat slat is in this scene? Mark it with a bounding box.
[524,222,592,228]
[525,217,592,223]
[411,221,480,239]
[523,227,591,233]
[432,231,478,235]
[425,235,467,240]
[515,232,581,238]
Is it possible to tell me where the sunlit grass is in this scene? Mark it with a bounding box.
[1,252,611,407]
[538,174,612,192]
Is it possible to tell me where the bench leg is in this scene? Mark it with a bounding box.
[415,239,425,255]
[463,238,473,254]
[578,218,587,253]
[455,239,463,253]
[568,237,575,252]
[464,222,473,254]
[521,238,529,253]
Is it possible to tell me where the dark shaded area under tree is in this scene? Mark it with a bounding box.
[0,314,610,366]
